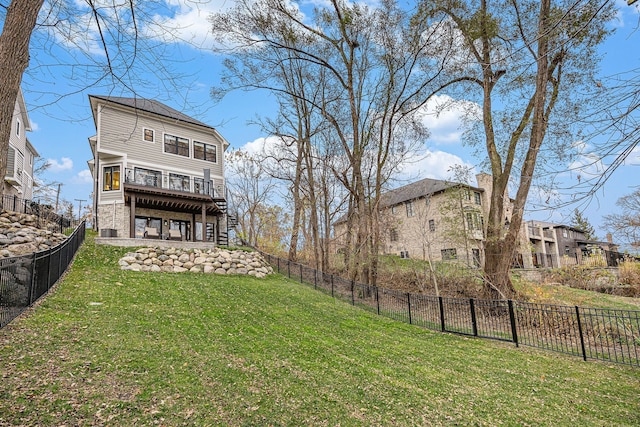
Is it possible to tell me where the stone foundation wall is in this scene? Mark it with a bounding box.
[119,246,273,278]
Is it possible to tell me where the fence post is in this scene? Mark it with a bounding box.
[331,274,334,298]
[438,296,445,332]
[12,195,16,212]
[575,306,587,361]
[314,269,317,290]
[407,292,412,325]
[470,298,478,337]
[376,287,380,315]
[28,253,37,305]
[287,260,291,279]
[508,300,519,347]
[351,280,355,305]
[300,264,303,283]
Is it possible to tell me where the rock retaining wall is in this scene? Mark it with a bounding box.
[119,246,273,278]
[0,211,68,257]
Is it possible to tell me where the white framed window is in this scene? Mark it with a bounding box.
[143,128,155,142]
[474,192,481,205]
[169,173,190,192]
[103,165,120,191]
[164,133,189,157]
[194,141,217,163]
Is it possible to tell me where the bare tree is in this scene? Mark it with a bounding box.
[211,0,459,284]
[603,189,640,250]
[0,1,205,198]
[225,149,278,247]
[0,0,44,198]
[416,0,616,297]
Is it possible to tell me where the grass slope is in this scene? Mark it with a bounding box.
[0,236,639,426]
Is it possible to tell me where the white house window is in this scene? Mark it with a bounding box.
[406,201,414,217]
[194,141,217,163]
[103,166,120,191]
[474,192,481,205]
[169,173,190,192]
[562,229,568,238]
[134,167,162,187]
[164,134,189,157]
[143,128,155,142]
[194,177,205,194]
[429,219,435,232]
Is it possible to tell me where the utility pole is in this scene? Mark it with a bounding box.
[74,198,86,221]
[55,183,62,212]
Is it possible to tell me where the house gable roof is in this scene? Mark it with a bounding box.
[89,95,214,131]
[380,177,482,207]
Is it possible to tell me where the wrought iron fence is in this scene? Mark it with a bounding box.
[261,252,640,367]
[0,194,77,233]
[0,221,86,329]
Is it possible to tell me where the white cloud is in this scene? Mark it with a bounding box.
[47,157,74,173]
[624,145,640,166]
[397,149,476,181]
[73,169,93,184]
[417,95,481,145]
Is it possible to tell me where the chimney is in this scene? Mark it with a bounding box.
[606,233,613,244]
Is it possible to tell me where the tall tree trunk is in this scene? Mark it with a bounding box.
[483,0,551,299]
[0,0,45,196]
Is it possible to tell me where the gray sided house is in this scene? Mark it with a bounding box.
[88,95,229,244]
[4,88,38,201]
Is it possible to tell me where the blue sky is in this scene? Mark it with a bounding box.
[18,0,640,239]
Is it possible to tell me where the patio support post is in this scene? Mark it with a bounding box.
[129,195,136,238]
[201,203,207,242]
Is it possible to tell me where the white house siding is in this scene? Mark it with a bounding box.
[4,89,34,198]
[98,105,224,182]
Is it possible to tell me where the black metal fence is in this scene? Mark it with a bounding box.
[519,250,638,269]
[262,252,640,367]
[0,221,86,329]
[0,194,77,233]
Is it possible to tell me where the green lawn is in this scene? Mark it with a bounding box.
[1,236,639,426]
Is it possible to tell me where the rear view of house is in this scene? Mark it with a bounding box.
[88,95,229,244]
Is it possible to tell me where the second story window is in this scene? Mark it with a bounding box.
[103,166,120,191]
[474,192,481,205]
[134,167,162,187]
[406,201,414,217]
[143,128,155,142]
[390,228,398,242]
[194,141,217,163]
[429,219,435,232]
[169,173,190,192]
[16,120,20,137]
[164,134,189,157]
